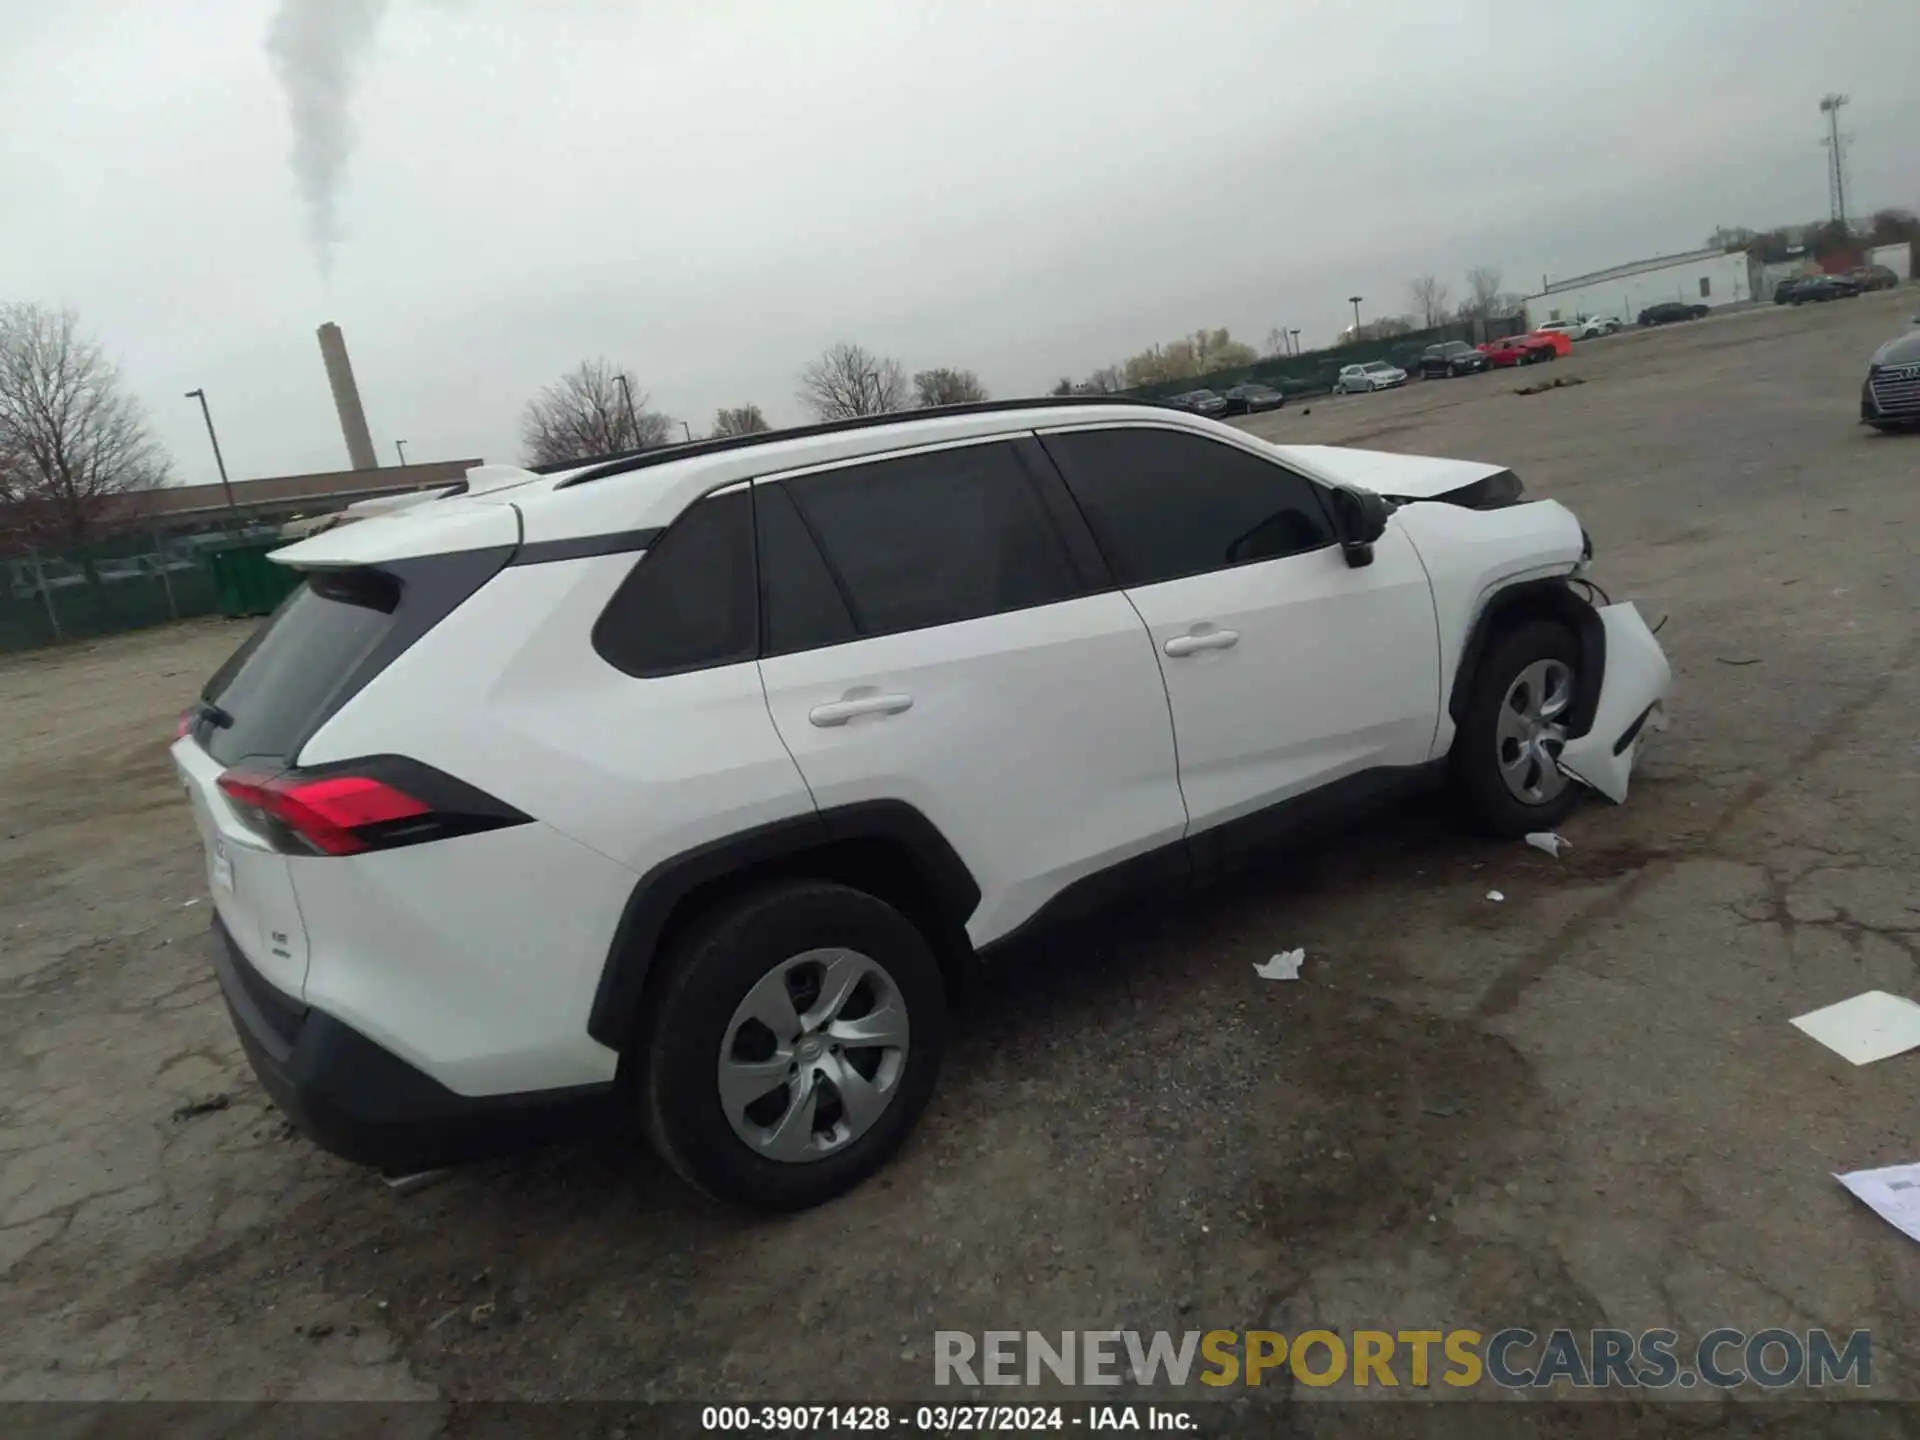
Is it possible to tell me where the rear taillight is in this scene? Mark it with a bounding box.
[176,709,195,740]
[215,758,528,857]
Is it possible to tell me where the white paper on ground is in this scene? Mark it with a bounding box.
[1485,890,1505,903]
[1254,949,1305,981]
[1836,1163,1920,1245]
[1790,991,1920,1066]
[1525,832,1570,857]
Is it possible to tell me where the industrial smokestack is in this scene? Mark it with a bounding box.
[317,322,379,471]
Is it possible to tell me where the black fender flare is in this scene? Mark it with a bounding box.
[586,800,981,1051]
[1445,577,1606,742]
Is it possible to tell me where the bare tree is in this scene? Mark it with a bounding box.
[0,303,168,553]
[1461,265,1505,320]
[1352,314,1417,342]
[912,367,989,408]
[1186,327,1257,373]
[1408,276,1452,329]
[796,342,908,421]
[1083,364,1125,394]
[711,404,771,437]
[519,358,671,467]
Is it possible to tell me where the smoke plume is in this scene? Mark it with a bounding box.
[267,0,388,280]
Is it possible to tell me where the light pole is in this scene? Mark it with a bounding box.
[1289,328,1302,355]
[680,420,693,444]
[183,389,238,512]
[1820,93,1851,229]
[1348,296,1364,334]
[394,439,409,466]
[613,372,641,449]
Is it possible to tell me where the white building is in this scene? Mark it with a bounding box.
[1869,241,1913,281]
[1526,246,1755,326]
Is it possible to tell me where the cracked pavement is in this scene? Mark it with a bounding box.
[2,292,1918,1419]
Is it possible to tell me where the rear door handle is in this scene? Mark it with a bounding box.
[1164,629,1239,657]
[808,693,914,727]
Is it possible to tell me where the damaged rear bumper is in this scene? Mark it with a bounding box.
[1557,602,1671,803]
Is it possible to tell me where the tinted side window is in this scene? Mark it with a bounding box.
[783,441,1082,639]
[1043,428,1336,588]
[755,480,857,656]
[593,488,757,676]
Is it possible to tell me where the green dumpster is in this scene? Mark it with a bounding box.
[207,543,301,618]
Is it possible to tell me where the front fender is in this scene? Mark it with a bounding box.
[1555,603,1671,803]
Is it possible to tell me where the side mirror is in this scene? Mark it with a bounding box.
[1327,486,1389,568]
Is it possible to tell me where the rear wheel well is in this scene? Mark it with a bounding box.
[623,837,977,1068]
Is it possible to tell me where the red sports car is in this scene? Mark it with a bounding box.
[1481,334,1559,368]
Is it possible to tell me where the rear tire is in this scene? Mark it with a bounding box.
[1451,619,1585,838]
[638,879,948,1210]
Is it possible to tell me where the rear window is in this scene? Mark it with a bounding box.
[197,547,510,766]
[200,571,400,766]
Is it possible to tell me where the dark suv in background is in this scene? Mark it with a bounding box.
[1419,341,1491,379]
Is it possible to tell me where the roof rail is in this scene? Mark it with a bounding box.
[554,395,1175,489]
[526,443,699,476]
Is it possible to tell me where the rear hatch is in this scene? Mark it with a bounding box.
[173,504,518,998]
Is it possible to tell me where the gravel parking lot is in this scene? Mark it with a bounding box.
[3,291,1918,1418]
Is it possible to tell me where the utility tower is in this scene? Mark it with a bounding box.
[1819,94,1851,230]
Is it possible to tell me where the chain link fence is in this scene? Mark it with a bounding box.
[0,516,281,655]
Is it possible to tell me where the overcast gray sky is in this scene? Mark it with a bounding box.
[4,0,1917,487]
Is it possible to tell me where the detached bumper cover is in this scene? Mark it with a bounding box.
[1556,602,1671,804]
[208,915,612,1171]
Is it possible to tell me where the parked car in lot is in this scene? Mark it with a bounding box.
[1861,314,1920,431]
[1419,341,1490,379]
[1638,302,1711,326]
[1222,383,1286,415]
[1778,275,1856,305]
[1334,361,1409,393]
[1480,334,1558,368]
[1163,389,1229,417]
[1850,265,1900,293]
[1527,330,1574,359]
[170,397,1671,1208]
[1536,318,1617,341]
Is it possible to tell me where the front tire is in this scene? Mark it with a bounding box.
[638,879,948,1210]
[1452,618,1584,838]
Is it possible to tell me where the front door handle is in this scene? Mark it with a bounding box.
[808,692,914,727]
[1164,629,1239,657]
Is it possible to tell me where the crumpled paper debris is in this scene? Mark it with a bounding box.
[1254,948,1306,981]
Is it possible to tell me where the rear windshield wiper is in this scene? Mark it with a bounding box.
[192,699,235,730]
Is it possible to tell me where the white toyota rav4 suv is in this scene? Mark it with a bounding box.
[173,399,1669,1209]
